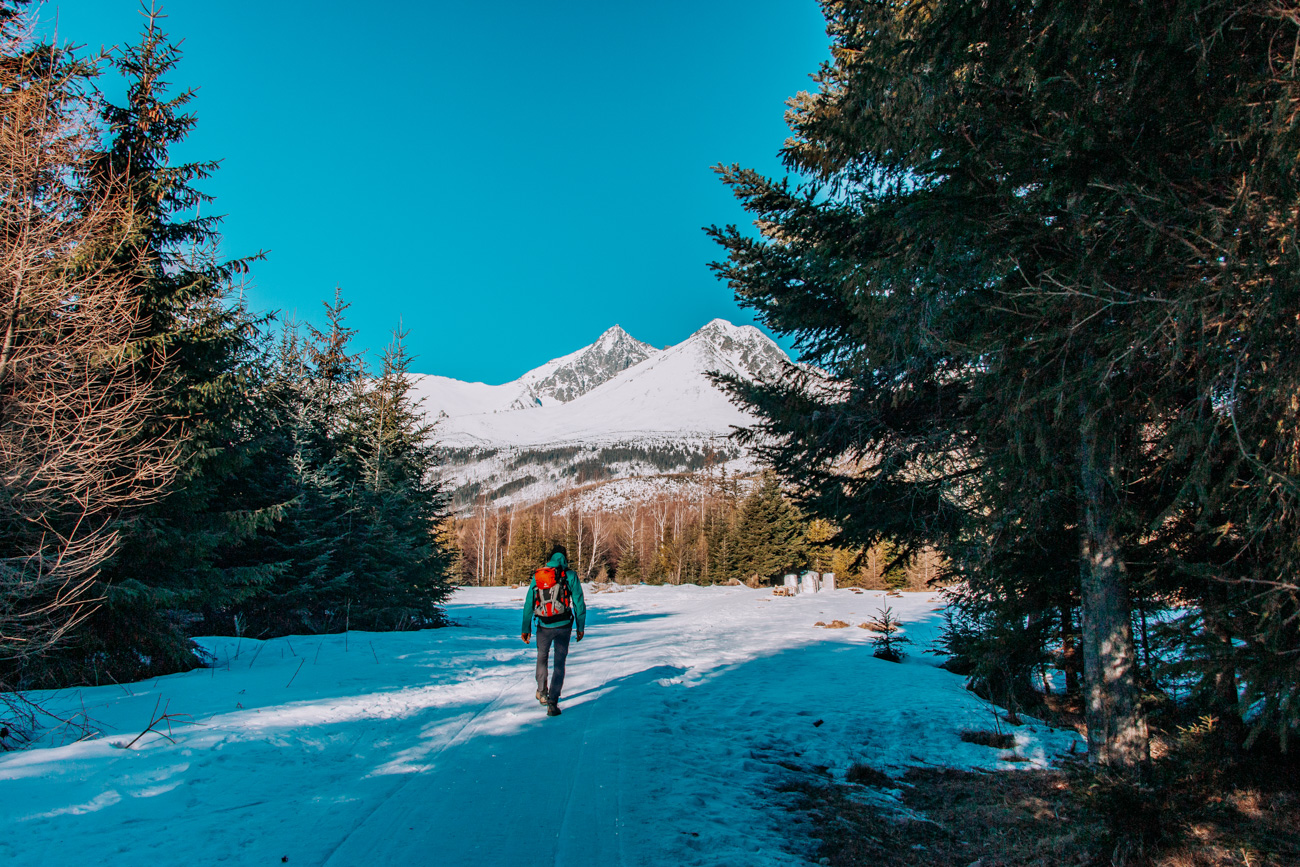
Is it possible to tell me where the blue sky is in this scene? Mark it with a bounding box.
[36,1,830,383]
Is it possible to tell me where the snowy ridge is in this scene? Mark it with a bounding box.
[414,319,790,511]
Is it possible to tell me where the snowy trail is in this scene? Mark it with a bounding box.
[1,587,1084,866]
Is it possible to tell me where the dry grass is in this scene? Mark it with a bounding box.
[961,729,1017,749]
[781,767,1099,866]
[588,583,627,595]
[844,762,895,787]
[779,762,1300,867]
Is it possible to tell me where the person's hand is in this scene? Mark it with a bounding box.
[576,629,584,642]
[521,632,531,644]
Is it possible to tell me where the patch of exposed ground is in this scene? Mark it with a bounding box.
[780,763,1300,867]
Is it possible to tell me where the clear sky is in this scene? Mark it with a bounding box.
[35,1,830,384]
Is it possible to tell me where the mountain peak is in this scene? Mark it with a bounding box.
[687,318,770,344]
[515,324,658,406]
[699,317,740,332]
[591,324,633,349]
[681,318,787,383]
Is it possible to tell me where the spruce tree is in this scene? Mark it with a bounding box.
[502,512,548,585]
[617,543,643,584]
[239,302,454,633]
[334,328,453,628]
[728,475,807,583]
[72,12,281,680]
[710,0,1300,766]
[229,320,350,634]
[236,300,365,634]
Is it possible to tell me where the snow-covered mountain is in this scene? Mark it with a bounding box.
[410,319,789,511]
[515,324,657,407]
[410,324,655,418]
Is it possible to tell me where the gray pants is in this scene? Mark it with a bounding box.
[535,622,572,702]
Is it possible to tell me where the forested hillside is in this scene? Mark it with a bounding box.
[456,470,939,590]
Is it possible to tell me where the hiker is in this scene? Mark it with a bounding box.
[521,544,586,717]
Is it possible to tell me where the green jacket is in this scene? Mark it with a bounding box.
[522,553,586,633]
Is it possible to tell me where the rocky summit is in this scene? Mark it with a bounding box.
[512,325,658,408]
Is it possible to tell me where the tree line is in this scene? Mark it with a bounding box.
[0,3,452,694]
[708,0,1300,771]
[457,472,937,591]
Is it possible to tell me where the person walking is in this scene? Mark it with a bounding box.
[521,544,586,717]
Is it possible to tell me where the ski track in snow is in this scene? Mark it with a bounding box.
[0,587,1084,866]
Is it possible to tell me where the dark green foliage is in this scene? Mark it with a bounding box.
[490,475,539,501]
[726,473,808,582]
[235,300,453,635]
[499,512,551,586]
[615,543,643,584]
[440,447,499,466]
[34,12,281,686]
[566,457,611,484]
[507,446,584,470]
[708,0,1300,760]
[334,328,453,629]
[2,7,455,685]
[595,444,734,473]
[867,606,911,663]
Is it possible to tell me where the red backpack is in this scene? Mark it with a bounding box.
[533,566,572,619]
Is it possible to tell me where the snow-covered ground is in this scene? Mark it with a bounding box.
[1,587,1082,866]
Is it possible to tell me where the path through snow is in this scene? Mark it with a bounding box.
[1,587,1083,866]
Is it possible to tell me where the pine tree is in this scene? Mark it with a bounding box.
[868,606,911,664]
[237,302,454,633]
[502,512,548,585]
[229,320,350,634]
[617,542,643,584]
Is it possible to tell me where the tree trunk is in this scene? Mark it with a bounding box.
[1203,584,1245,750]
[1078,406,1149,770]
[1061,602,1080,694]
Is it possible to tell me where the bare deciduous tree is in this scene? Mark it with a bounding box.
[0,33,175,674]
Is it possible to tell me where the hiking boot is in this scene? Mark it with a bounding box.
[546,702,561,717]
[536,688,549,705]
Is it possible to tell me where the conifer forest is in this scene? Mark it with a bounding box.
[708,0,1300,771]
[5,1,1300,865]
[0,5,452,691]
